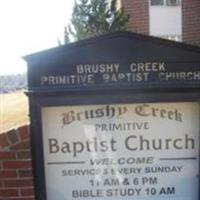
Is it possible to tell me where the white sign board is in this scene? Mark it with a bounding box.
[42,102,199,200]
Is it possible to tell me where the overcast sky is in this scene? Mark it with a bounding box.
[0,0,74,75]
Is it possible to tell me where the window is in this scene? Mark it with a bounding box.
[151,0,164,5]
[149,0,182,41]
[151,0,180,6]
[166,0,180,6]
[160,35,182,42]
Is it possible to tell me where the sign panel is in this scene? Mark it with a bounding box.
[42,102,199,200]
[31,61,200,90]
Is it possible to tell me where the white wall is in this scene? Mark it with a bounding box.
[149,4,182,40]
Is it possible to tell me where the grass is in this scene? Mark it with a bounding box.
[0,90,29,133]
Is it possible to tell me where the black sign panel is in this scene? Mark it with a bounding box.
[25,32,200,92]
[27,61,199,91]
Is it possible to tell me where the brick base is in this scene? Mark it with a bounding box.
[0,125,35,200]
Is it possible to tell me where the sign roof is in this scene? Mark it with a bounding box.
[24,31,200,94]
[24,31,200,64]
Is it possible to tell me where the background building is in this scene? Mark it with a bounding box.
[121,0,200,46]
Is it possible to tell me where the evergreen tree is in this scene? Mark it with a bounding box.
[64,0,129,43]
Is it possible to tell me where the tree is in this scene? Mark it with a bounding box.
[64,0,129,43]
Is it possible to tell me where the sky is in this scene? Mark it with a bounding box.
[0,0,74,75]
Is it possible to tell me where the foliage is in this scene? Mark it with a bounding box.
[64,0,129,43]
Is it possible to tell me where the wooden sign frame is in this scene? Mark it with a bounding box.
[24,32,200,200]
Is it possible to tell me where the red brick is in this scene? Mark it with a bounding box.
[0,134,9,149]
[11,141,30,150]
[3,161,32,169]
[4,179,33,188]
[21,188,34,196]
[182,0,200,46]
[0,152,16,160]
[0,188,18,197]
[121,0,200,46]
[18,169,33,178]
[7,130,19,145]
[18,126,29,141]
[121,0,149,34]
[0,180,3,187]
[17,151,31,159]
[0,170,17,178]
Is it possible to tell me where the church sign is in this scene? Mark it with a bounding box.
[24,32,200,200]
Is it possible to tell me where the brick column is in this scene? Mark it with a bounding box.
[0,125,35,200]
[182,0,200,46]
[121,0,149,34]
